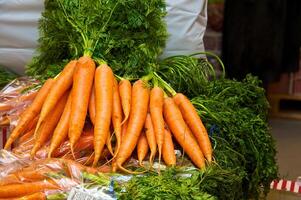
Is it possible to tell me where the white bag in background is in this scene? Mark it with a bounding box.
[0,0,207,74]
[162,0,207,58]
[0,0,43,75]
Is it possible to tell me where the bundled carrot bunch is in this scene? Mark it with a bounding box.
[4,56,212,173]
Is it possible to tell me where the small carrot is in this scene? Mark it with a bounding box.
[93,64,114,167]
[4,79,55,149]
[121,120,128,139]
[17,129,34,145]
[174,93,212,162]
[144,113,157,166]
[106,131,114,156]
[88,83,96,125]
[69,56,95,155]
[119,79,131,124]
[112,77,122,156]
[30,92,69,158]
[48,92,72,158]
[113,80,150,172]
[35,60,77,137]
[23,115,39,134]
[0,181,57,198]
[0,170,49,186]
[162,126,176,166]
[149,86,165,167]
[163,97,205,169]
[137,131,149,166]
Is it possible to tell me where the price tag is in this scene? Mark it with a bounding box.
[67,188,99,200]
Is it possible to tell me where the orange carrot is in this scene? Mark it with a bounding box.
[4,79,55,149]
[17,129,34,145]
[137,131,149,166]
[174,93,212,162]
[16,192,46,200]
[48,92,72,157]
[93,64,114,167]
[119,79,131,124]
[121,120,128,139]
[23,115,39,134]
[149,86,164,166]
[69,57,95,154]
[30,92,69,158]
[106,131,114,156]
[163,97,205,169]
[18,91,38,102]
[112,77,122,156]
[35,60,77,137]
[144,113,157,166]
[113,80,150,172]
[88,83,96,125]
[0,181,57,198]
[162,126,176,166]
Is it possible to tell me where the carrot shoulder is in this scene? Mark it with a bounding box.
[69,56,95,151]
[93,64,114,166]
[4,78,54,150]
[174,93,212,162]
[163,97,205,169]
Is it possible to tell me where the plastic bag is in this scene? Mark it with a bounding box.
[0,77,39,127]
[0,150,114,199]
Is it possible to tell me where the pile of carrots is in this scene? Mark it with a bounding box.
[4,56,212,173]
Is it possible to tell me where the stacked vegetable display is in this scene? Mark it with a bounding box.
[4,58,212,173]
[0,0,278,199]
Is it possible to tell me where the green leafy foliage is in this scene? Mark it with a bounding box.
[192,75,278,199]
[0,66,17,88]
[26,0,167,80]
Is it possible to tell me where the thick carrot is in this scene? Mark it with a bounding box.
[137,131,149,166]
[17,129,34,145]
[69,57,95,153]
[15,192,46,200]
[48,92,72,157]
[35,60,77,137]
[30,92,69,158]
[174,93,212,162]
[149,86,164,166]
[162,127,176,166]
[163,97,205,169]
[23,115,39,134]
[93,64,114,167]
[4,79,55,149]
[144,113,157,166]
[0,181,57,198]
[0,170,49,186]
[113,80,150,172]
[119,79,131,124]
[88,83,96,125]
[112,77,122,156]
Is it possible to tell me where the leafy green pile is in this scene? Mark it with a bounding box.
[191,75,278,199]
[27,0,167,80]
[0,66,17,89]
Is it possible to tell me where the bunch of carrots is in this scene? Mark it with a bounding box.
[4,56,212,173]
[0,158,109,199]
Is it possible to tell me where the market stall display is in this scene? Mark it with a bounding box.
[0,0,278,199]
